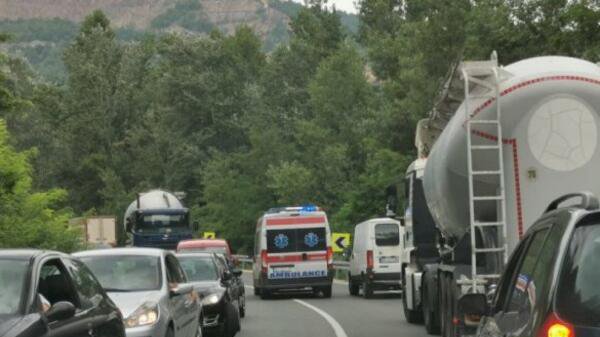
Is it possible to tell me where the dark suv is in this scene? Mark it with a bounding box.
[0,250,126,337]
[459,192,600,337]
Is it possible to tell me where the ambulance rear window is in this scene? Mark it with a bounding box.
[267,228,327,253]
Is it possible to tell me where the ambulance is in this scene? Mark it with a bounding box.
[252,205,334,299]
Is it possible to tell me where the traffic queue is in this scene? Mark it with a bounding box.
[0,240,246,337]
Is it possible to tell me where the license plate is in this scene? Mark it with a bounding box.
[379,256,399,264]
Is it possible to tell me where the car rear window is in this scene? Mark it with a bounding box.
[375,223,400,246]
[556,222,600,326]
[267,227,327,253]
[179,247,228,255]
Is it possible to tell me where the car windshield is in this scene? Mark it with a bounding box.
[179,246,228,255]
[375,223,400,246]
[136,214,188,234]
[0,259,28,316]
[177,256,219,281]
[78,255,161,292]
[556,223,600,326]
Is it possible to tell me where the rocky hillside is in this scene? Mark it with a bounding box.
[0,0,292,38]
[0,0,358,81]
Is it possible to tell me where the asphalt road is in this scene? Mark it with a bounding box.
[238,273,429,337]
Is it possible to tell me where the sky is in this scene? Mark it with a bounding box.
[291,0,358,14]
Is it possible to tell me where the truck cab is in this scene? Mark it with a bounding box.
[125,190,196,250]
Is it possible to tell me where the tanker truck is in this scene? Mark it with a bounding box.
[401,53,600,337]
[124,190,197,249]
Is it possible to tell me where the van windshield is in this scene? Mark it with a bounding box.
[267,228,327,253]
[375,223,400,246]
[556,223,600,326]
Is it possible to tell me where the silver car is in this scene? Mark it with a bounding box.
[74,248,202,337]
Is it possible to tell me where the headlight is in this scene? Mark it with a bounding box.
[125,302,159,328]
[202,292,223,306]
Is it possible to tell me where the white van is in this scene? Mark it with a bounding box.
[348,218,404,298]
[252,206,334,299]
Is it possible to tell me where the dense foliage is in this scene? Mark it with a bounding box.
[1,0,600,252]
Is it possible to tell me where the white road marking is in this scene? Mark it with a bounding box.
[243,280,348,337]
[293,299,349,337]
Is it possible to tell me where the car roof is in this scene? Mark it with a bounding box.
[73,247,166,258]
[175,252,215,258]
[262,210,327,219]
[361,217,401,225]
[0,249,63,259]
[178,239,228,248]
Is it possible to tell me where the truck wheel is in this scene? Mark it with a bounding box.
[402,272,423,323]
[348,275,359,296]
[442,275,456,337]
[362,279,373,299]
[260,288,271,300]
[439,274,448,337]
[423,281,440,335]
[239,295,246,318]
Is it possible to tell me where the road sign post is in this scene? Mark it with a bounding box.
[332,232,351,253]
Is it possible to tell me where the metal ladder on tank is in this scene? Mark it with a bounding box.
[462,52,509,292]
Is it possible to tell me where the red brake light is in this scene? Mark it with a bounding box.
[327,247,333,268]
[538,313,574,337]
[367,250,374,269]
[261,249,268,273]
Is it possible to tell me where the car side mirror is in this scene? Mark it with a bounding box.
[342,247,352,260]
[232,268,243,277]
[457,294,488,325]
[222,270,232,282]
[170,284,193,298]
[46,301,76,322]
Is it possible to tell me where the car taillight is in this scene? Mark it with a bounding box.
[367,250,374,269]
[327,247,333,268]
[261,249,268,273]
[538,313,575,337]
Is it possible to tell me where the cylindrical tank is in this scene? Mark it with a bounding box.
[424,56,600,251]
[123,189,185,228]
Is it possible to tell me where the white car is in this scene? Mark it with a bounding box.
[348,218,404,298]
[74,248,202,337]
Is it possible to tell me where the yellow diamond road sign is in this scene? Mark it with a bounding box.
[332,232,351,253]
[203,231,216,239]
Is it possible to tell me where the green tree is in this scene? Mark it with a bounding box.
[0,120,80,251]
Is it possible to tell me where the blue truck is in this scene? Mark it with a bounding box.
[124,190,197,249]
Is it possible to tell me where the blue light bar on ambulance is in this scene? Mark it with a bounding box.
[300,204,318,212]
[265,205,321,214]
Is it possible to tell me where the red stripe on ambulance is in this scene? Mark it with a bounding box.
[266,253,327,263]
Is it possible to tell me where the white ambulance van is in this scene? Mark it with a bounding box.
[252,205,334,299]
[348,217,404,298]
